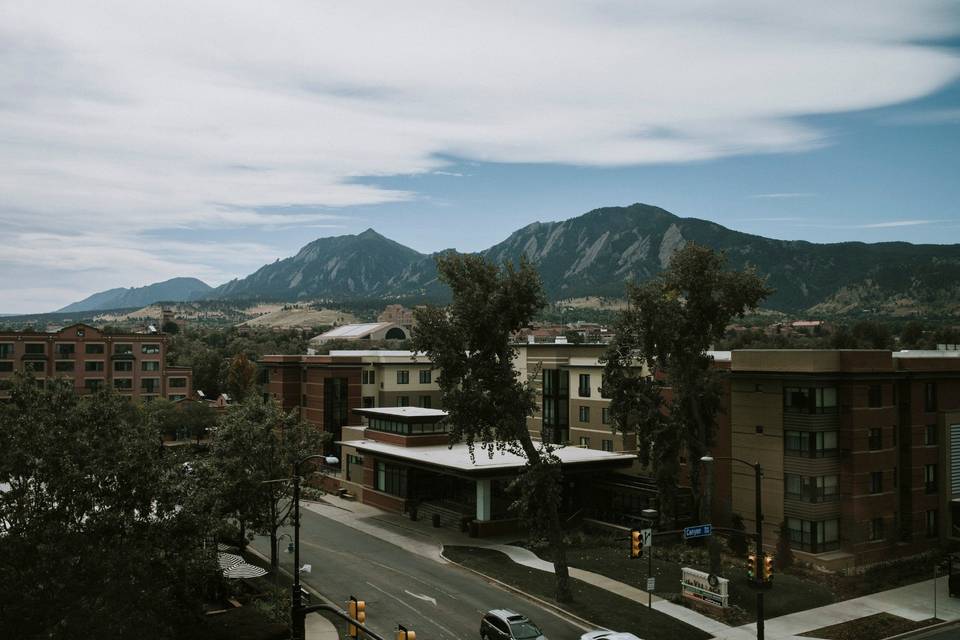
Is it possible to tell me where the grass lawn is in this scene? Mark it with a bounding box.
[540,539,835,622]
[799,613,942,640]
[444,545,711,640]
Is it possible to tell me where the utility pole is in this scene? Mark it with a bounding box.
[754,461,764,640]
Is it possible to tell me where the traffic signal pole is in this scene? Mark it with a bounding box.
[754,461,764,640]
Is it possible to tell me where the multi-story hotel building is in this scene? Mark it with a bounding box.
[0,323,192,402]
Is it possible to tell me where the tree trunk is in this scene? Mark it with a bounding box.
[519,433,573,603]
[269,501,279,570]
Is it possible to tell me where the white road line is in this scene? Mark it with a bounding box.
[365,581,460,640]
[366,558,460,600]
[404,590,438,606]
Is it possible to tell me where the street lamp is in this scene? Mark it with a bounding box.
[276,533,293,622]
[701,455,766,640]
[291,453,330,640]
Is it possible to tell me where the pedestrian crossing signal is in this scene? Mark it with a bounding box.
[630,529,642,559]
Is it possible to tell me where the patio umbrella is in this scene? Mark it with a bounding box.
[217,552,244,570]
[223,562,268,579]
[217,542,233,552]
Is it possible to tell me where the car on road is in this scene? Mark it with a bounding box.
[580,632,643,640]
[480,609,547,640]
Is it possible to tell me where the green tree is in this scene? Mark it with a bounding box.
[728,513,749,557]
[412,254,574,602]
[899,321,925,349]
[226,352,258,401]
[183,400,217,444]
[0,375,221,638]
[602,244,771,521]
[210,396,328,570]
[142,397,181,440]
[775,520,794,570]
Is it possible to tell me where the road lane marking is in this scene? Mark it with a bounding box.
[366,558,460,600]
[404,590,437,606]
[365,581,460,640]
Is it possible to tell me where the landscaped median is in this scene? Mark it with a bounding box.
[442,546,711,640]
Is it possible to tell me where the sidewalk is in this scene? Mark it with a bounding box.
[307,494,957,640]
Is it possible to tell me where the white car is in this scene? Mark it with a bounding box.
[580,632,643,640]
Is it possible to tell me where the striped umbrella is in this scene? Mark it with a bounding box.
[223,562,268,579]
[217,543,233,552]
[217,552,244,570]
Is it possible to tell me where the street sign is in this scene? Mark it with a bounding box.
[646,577,655,591]
[641,528,652,548]
[683,524,713,539]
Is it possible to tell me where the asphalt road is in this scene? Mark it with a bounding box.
[252,507,589,640]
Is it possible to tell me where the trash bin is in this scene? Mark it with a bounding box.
[432,513,441,528]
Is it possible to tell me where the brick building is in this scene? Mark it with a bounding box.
[0,323,192,402]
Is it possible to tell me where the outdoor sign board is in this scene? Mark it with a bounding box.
[681,567,729,608]
[646,577,655,591]
[683,524,713,539]
[641,528,652,548]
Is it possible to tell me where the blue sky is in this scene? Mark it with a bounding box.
[1,2,959,313]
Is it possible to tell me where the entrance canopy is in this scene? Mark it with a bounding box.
[341,438,635,478]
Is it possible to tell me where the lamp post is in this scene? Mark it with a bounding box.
[291,453,329,640]
[275,533,293,622]
[701,455,765,640]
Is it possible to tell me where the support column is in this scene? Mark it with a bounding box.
[476,479,492,522]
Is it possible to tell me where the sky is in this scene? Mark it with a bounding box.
[1,1,959,314]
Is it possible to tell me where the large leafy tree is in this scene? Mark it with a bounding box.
[602,244,771,521]
[210,396,327,570]
[412,253,574,602]
[0,375,221,638]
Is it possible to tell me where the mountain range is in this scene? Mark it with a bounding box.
[57,277,213,313]
[56,204,960,315]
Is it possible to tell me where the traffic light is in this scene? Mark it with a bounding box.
[747,553,756,580]
[397,624,416,640]
[630,529,642,559]
[763,553,774,582]
[348,595,366,638]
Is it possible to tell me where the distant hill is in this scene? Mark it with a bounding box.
[211,204,960,314]
[57,277,213,313]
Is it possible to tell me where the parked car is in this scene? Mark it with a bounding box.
[580,632,643,640]
[480,609,547,640]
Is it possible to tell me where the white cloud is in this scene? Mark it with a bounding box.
[1,1,958,311]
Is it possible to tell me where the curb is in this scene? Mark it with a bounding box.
[439,547,602,633]
[880,619,960,640]
[245,544,337,608]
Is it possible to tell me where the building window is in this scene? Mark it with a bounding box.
[925,424,938,446]
[419,369,431,384]
[868,384,882,408]
[578,406,590,423]
[141,378,160,394]
[25,343,45,355]
[541,369,569,446]
[114,343,133,355]
[785,474,802,499]
[0,362,12,372]
[868,428,882,450]
[419,395,431,408]
[142,361,160,372]
[785,430,838,457]
[84,379,103,391]
[375,461,407,497]
[114,378,133,391]
[786,518,840,553]
[397,370,409,385]
[0,343,13,358]
[601,407,610,425]
[868,518,884,541]
[362,396,375,408]
[55,343,75,357]
[114,361,133,372]
[55,361,75,373]
[24,360,46,373]
[141,344,160,354]
[85,343,104,354]
[925,464,938,494]
[84,361,105,372]
[76,329,85,337]
[783,386,838,414]
[578,374,591,398]
[362,370,375,385]
[601,439,613,452]
[397,396,409,407]
[579,436,591,448]
[925,383,937,412]
[926,509,939,538]
[870,471,883,494]
[168,377,187,389]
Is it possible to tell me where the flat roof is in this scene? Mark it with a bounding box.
[353,406,448,419]
[341,438,635,474]
[317,322,394,339]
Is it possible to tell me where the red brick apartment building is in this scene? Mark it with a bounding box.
[0,323,192,402]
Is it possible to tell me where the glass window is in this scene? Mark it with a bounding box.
[397,370,409,384]
[815,431,838,456]
[0,362,12,372]
[114,361,133,372]
[85,343,104,354]
[398,395,409,407]
[419,395,431,408]
[578,406,590,423]
[141,378,160,393]
[141,343,160,354]
[362,370,376,385]
[868,428,882,450]
[925,464,938,494]
[85,361,104,372]
[24,360,45,373]
[25,343,45,355]
[114,378,133,390]
[55,343,75,357]
[362,396,375,408]
[142,361,160,372]
[784,386,837,413]
[784,474,802,498]
[869,518,884,541]
[114,343,133,355]
[579,436,591,448]
[870,471,883,494]
[601,407,610,425]
[925,424,938,445]
[419,369,431,384]
[0,343,14,358]
[168,377,187,388]
[601,439,613,452]
[784,430,804,455]
[578,374,591,397]
[55,361,75,373]
[925,383,937,412]
[84,379,103,391]
[374,461,407,496]
[927,509,939,538]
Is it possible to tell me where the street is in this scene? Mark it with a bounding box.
[252,505,589,640]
